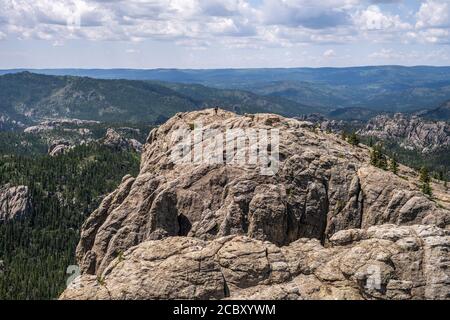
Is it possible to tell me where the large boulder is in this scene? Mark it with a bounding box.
[61,224,450,300]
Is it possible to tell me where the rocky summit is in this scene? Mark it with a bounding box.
[61,109,450,300]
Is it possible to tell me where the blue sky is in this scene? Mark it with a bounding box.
[0,0,449,68]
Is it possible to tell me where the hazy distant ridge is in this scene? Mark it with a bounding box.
[1,66,450,113]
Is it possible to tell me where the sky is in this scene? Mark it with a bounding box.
[0,0,449,68]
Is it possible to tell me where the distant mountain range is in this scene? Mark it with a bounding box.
[2,66,450,114]
[0,72,316,124]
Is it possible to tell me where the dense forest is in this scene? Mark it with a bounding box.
[0,143,140,299]
[0,132,47,155]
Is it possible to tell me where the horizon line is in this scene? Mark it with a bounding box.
[1,65,450,71]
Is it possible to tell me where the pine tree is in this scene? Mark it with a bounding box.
[347,132,360,146]
[370,145,388,170]
[419,166,430,184]
[389,157,399,175]
[379,154,388,170]
[421,183,433,196]
[419,166,432,196]
[370,146,379,166]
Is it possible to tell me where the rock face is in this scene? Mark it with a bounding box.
[24,119,100,134]
[102,128,142,153]
[61,224,450,300]
[297,114,362,133]
[62,109,450,300]
[24,119,144,156]
[0,184,33,222]
[48,140,73,157]
[359,113,450,153]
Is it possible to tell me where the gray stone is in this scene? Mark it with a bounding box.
[0,184,33,222]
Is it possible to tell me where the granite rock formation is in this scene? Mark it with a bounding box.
[61,109,450,300]
[61,224,449,300]
[359,113,450,153]
[0,184,33,222]
[102,128,142,153]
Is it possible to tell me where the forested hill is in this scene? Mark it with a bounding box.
[0,143,141,299]
[2,66,450,114]
[0,72,317,124]
[419,100,450,121]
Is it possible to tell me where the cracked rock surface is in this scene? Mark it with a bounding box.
[0,184,32,222]
[61,109,449,300]
[61,224,449,300]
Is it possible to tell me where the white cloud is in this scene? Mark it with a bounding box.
[408,0,450,44]
[323,49,336,57]
[416,0,450,29]
[353,5,411,31]
[414,28,450,44]
[369,48,400,59]
[0,0,447,51]
[126,48,139,54]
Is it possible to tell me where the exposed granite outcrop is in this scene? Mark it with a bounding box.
[359,113,450,153]
[0,184,33,221]
[102,128,142,153]
[61,224,450,300]
[61,109,449,300]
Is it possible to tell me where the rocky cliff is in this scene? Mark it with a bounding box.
[61,224,449,300]
[22,120,144,156]
[102,128,142,153]
[359,113,450,153]
[0,184,33,221]
[61,109,450,300]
